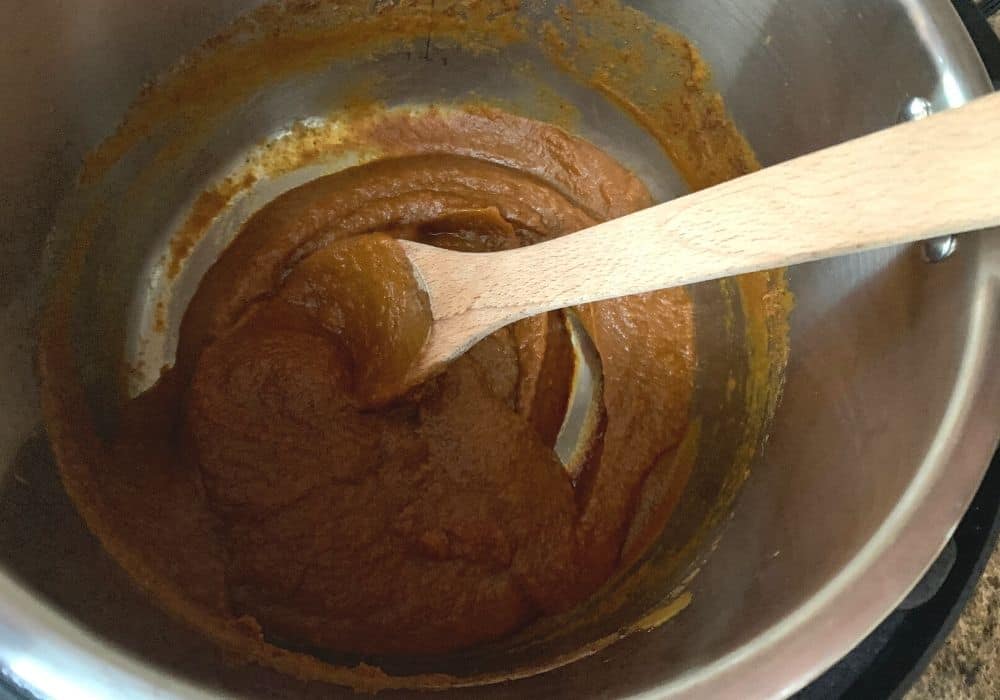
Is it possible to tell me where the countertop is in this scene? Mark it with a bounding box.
[907,550,1000,698]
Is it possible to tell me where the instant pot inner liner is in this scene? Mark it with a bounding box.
[0,0,989,696]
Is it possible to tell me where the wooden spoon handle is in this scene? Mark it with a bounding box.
[404,91,1000,351]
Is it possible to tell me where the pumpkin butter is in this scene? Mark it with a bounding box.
[172,114,694,655]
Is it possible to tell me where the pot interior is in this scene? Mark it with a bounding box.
[0,1,993,698]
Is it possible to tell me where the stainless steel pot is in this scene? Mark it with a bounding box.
[1,1,998,698]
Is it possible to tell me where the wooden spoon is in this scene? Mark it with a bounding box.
[400,91,1000,379]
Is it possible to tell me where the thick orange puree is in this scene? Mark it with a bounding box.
[279,233,431,406]
[150,111,695,656]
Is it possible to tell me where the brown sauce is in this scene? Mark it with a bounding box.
[170,118,694,655]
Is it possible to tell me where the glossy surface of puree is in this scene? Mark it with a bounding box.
[171,110,694,655]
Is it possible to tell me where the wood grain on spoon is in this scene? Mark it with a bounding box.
[400,91,1000,379]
